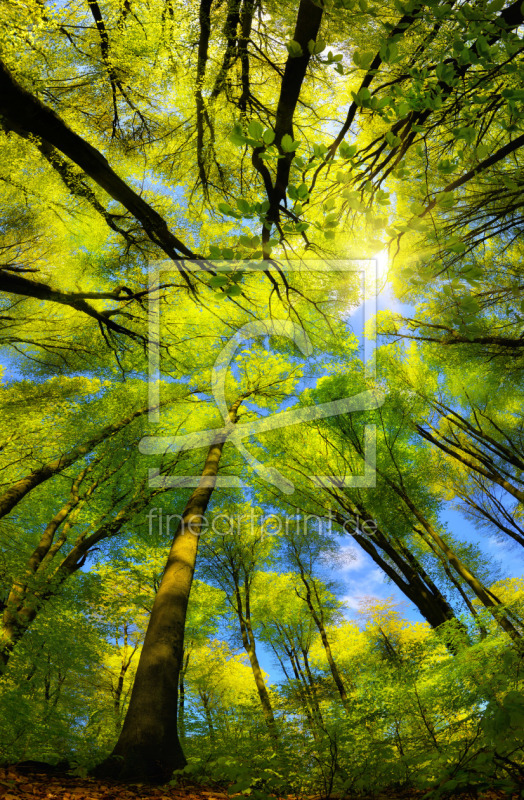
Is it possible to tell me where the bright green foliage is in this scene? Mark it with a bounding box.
[0,0,524,792]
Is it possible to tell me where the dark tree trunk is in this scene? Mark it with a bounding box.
[0,59,195,262]
[331,506,458,631]
[93,396,245,783]
[0,403,153,520]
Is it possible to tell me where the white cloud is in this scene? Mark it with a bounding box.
[337,544,365,572]
[341,567,386,612]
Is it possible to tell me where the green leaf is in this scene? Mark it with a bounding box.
[237,198,251,214]
[379,41,398,62]
[229,123,247,146]
[286,40,303,58]
[339,141,357,158]
[297,182,309,198]
[342,189,364,210]
[436,63,456,83]
[354,87,371,106]
[262,128,275,145]
[448,240,466,253]
[385,130,401,147]
[247,120,264,140]
[475,143,490,160]
[437,191,455,208]
[476,34,491,58]
[308,38,326,55]
[313,142,328,156]
[353,49,374,69]
[407,217,427,231]
[281,134,300,152]
[224,283,242,296]
[209,275,229,288]
[452,126,476,144]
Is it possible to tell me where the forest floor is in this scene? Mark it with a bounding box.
[0,765,520,800]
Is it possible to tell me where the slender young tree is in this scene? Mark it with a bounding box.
[198,511,280,743]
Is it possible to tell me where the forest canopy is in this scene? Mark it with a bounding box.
[0,0,524,796]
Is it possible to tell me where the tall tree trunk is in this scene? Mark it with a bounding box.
[280,642,317,730]
[330,503,459,631]
[200,691,215,742]
[112,626,137,729]
[0,59,195,261]
[0,485,156,671]
[93,396,246,783]
[295,568,350,710]
[386,476,523,643]
[414,526,488,639]
[0,403,154,520]
[178,650,190,743]
[300,646,323,725]
[238,606,279,742]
